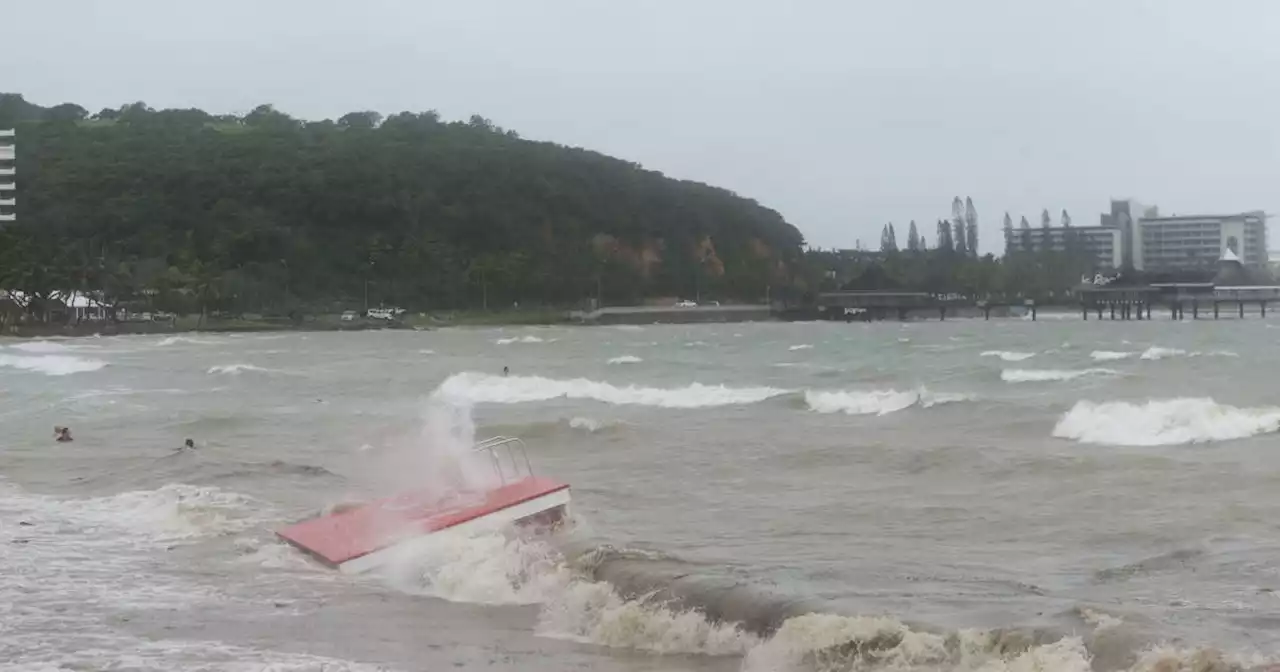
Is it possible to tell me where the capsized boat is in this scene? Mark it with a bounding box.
[276,436,570,574]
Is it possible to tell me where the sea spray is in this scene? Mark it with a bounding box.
[354,392,500,499]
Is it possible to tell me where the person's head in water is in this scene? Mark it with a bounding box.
[184,438,195,450]
[55,427,72,442]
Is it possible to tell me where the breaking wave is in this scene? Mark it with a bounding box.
[495,335,550,345]
[206,363,272,375]
[156,336,216,347]
[1001,368,1119,383]
[9,340,74,353]
[805,388,973,415]
[1053,398,1280,446]
[1091,350,1135,361]
[567,416,618,433]
[981,350,1036,362]
[0,353,107,375]
[373,530,759,655]
[434,372,789,409]
[1140,347,1239,361]
[607,355,643,365]
[789,344,814,351]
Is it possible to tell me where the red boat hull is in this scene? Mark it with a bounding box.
[276,476,570,573]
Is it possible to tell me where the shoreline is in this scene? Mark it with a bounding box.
[0,309,1092,340]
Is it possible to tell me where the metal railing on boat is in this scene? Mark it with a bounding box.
[472,436,534,485]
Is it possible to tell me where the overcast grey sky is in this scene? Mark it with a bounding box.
[4,0,1278,250]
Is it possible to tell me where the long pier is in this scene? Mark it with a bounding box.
[815,285,1280,323]
[816,291,1036,321]
[1078,284,1280,320]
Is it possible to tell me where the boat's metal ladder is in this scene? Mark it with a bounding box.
[472,436,534,485]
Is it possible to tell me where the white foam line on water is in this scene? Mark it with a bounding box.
[1001,368,1119,383]
[805,388,973,415]
[435,372,789,409]
[1140,346,1239,360]
[1090,350,1135,361]
[0,353,107,375]
[0,482,321,669]
[981,350,1036,362]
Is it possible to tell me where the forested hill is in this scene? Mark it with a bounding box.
[0,93,804,314]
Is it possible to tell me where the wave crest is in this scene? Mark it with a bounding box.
[435,372,789,409]
[1002,368,1119,383]
[805,388,972,415]
[982,350,1036,362]
[207,363,272,375]
[1053,398,1280,446]
[0,353,107,375]
[1091,350,1135,361]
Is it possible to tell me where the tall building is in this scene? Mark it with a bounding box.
[0,128,13,223]
[1004,225,1123,270]
[1134,211,1268,272]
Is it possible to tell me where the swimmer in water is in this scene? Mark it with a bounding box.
[503,366,509,376]
[183,438,195,450]
[54,426,73,442]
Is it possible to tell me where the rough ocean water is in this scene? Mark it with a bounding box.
[3,316,1280,672]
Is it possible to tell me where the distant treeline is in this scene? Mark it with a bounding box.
[0,93,805,318]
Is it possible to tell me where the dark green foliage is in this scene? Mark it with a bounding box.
[0,94,804,317]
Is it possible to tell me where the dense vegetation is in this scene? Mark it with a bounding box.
[0,93,805,318]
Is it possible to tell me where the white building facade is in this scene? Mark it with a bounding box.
[0,128,13,223]
[1004,225,1124,270]
[1134,212,1268,272]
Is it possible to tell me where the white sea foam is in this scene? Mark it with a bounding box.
[377,528,757,656]
[156,336,216,347]
[607,355,643,365]
[434,372,789,409]
[1139,346,1238,361]
[0,481,306,669]
[1053,398,1280,446]
[0,353,107,375]
[1139,346,1189,360]
[1091,350,1135,361]
[1001,368,1119,383]
[981,350,1036,362]
[788,344,814,351]
[568,416,607,432]
[206,363,272,375]
[742,613,1098,672]
[538,576,759,655]
[804,388,972,415]
[495,335,549,345]
[9,340,73,353]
